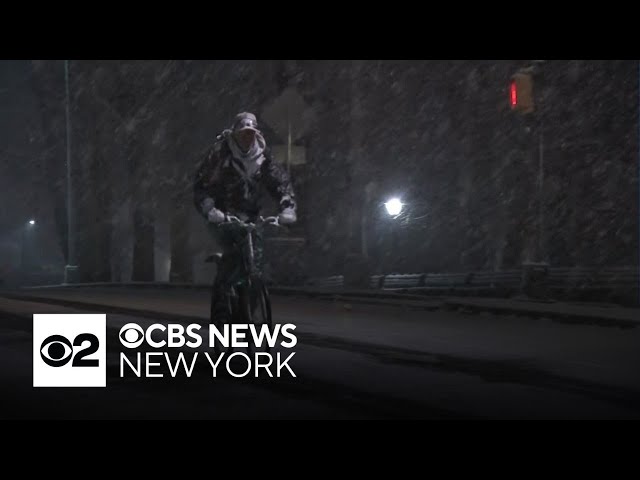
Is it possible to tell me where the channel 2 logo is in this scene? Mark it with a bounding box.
[33,314,106,387]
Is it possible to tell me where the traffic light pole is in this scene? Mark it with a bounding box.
[514,61,546,263]
[515,61,549,298]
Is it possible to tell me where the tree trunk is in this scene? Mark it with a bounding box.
[169,198,192,283]
[132,204,155,281]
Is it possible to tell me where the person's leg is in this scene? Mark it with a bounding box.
[252,226,264,277]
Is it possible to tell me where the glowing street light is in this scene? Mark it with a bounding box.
[28,219,36,225]
[384,198,403,216]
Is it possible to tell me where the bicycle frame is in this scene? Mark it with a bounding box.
[220,215,279,288]
[209,215,279,353]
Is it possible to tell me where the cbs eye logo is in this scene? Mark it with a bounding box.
[40,333,100,367]
[119,323,144,348]
[33,314,106,387]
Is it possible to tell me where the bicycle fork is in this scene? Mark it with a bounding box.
[243,229,255,277]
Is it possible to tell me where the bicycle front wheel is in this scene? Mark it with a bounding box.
[240,277,273,356]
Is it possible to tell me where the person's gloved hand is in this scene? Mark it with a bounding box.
[201,198,226,224]
[278,207,297,225]
[208,208,226,224]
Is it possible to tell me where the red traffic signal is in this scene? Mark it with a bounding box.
[510,80,518,107]
[510,72,534,114]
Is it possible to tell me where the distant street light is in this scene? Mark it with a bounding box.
[22,219,37,271]
[384,198,403,216]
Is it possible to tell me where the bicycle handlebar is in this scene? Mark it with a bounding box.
[222,215,280,228]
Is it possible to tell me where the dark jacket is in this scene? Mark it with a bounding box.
[193,137,296,220]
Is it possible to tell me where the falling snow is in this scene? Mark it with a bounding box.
[0,60,637,291]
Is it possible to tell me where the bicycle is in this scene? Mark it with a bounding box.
[205,215,280,358]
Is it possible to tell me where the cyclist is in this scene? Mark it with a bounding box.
[193,112,297,324]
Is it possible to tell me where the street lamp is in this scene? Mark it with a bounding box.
[384,198,403,216]
[64,59,78,284]
[21,219,37,272]
[382,197,404,273]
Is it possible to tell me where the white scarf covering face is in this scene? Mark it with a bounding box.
[222,128,266,166]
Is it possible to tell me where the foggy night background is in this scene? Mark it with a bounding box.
[0,60,637,291]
